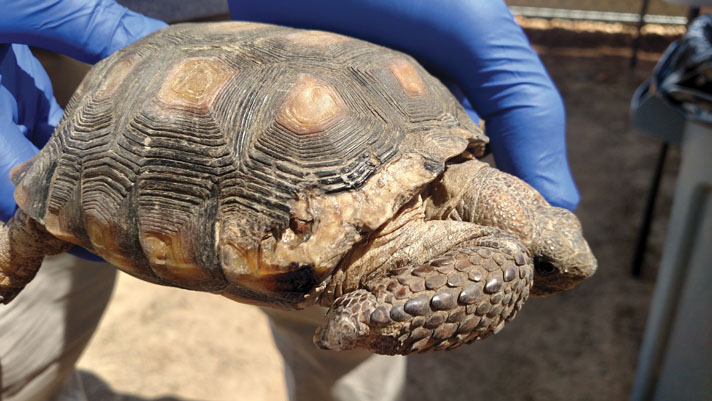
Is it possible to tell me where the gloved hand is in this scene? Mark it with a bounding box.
[230,0,580,210]
[0,0,166,259]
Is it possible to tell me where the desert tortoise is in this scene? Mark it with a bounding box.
[0,22,596,355]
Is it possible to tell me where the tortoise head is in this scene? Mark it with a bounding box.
[530,208,597,296]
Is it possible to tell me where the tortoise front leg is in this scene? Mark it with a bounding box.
[0,209,72,304]
[425,160,597,295]
[315,230,533,355]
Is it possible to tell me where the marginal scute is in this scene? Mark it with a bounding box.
[220,243,253,278]
[10,144,52,222]
[85,215,111,255]
[388,59,426,97]
[142,235,168,264]
[9,158,33,187]
[85,214,144,277]
[157,58,233,109]
[141,232,214,284]
[217,226,324,304]
[12,181,31,220]
[279,154,437,271]
[43,210,81,245]
[217,226,266,287]
[276,74,347,135]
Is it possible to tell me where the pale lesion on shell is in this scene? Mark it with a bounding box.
[95,54,140,99]
[388,59,427,97]
[284,30,351,47]
[276,74,348,135]
[215,153,439,298]
[280,154,438,273]
[157,57,235,109]
[203,21,272,32]
[217,225,261,282]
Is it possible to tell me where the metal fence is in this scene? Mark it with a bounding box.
[510,6,688,24]
[120,0,700,26]
[506,0,688,16]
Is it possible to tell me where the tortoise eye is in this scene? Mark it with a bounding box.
[534,257,557,275]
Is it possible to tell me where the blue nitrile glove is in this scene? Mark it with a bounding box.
[230,0,580,210]
[0,0,166,260]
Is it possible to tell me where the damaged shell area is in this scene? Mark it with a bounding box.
[217,153,443,307]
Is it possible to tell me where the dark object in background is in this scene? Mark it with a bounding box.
[629,13,712,401]
[651,13,712,122]
[631,13,712,277]
[116,0,229,23]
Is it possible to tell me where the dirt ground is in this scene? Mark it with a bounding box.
[68,33,683,401]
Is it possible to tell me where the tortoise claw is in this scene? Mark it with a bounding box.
[315,289,376,351]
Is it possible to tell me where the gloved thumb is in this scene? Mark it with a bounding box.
[0,0,167,64]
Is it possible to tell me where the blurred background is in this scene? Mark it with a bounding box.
[33,0,709,400]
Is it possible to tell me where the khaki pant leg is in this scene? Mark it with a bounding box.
[263,307,405,401]
[0,254,116,401]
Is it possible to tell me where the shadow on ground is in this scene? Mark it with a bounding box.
[68,371,192,401]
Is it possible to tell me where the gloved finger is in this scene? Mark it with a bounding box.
[484,98,579,210]
[444,3,579,210]
[0,121,39,222]
[0,0,167,64]
[439,81,575,209]
[0,44,63,149]
[230,0,580,209]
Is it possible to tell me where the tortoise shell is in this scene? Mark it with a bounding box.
[11,22,487,308]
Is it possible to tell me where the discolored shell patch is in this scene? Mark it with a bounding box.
[157,58,234,109]
[141,232,214,285]
[276,74,347,135]
[218,230,260,282]
[96,54,140,99]
[388,59,426,97]
[43,209,82,246]
[216,153,440,307]
[216,224,322,303]
[285,30,351,47]
[85,214,146,278]
[204,21,270,32]
[10,159,34,216]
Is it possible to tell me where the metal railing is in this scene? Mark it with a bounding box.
[510,6,688,24]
